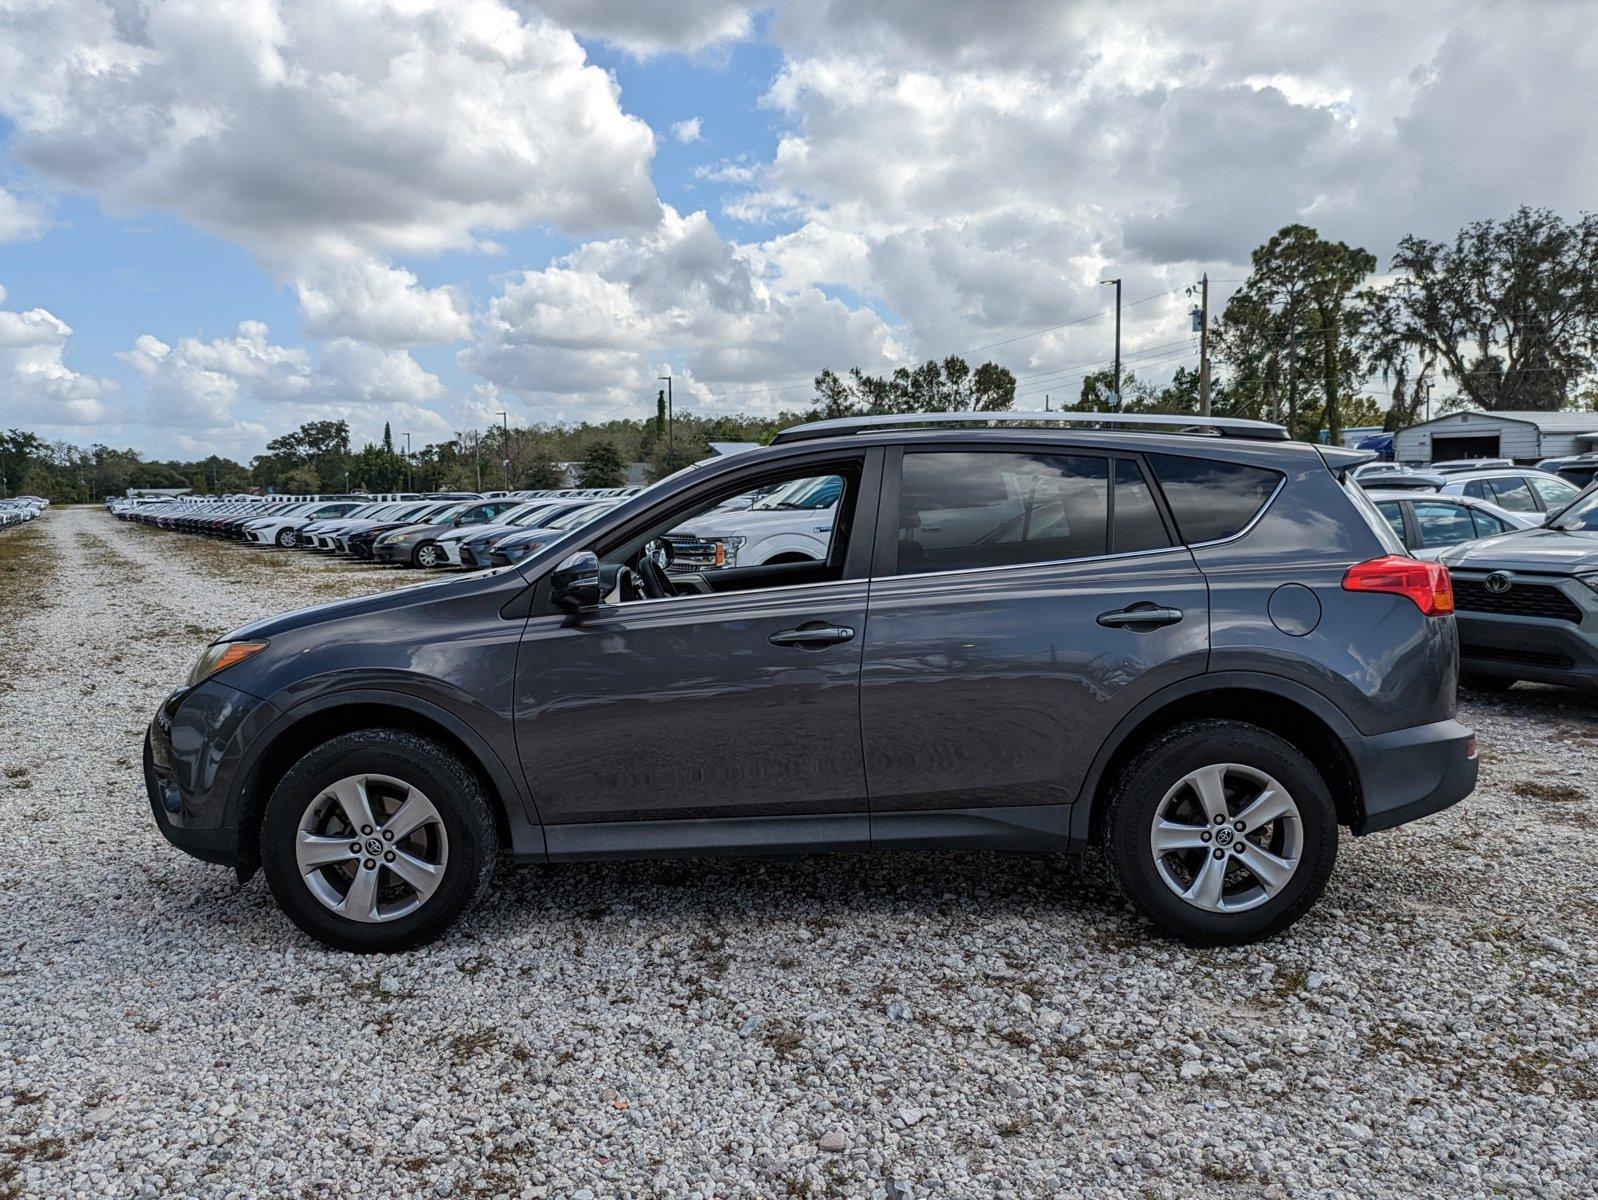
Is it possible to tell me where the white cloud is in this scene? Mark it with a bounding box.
[0,0,659,341]
[0,288,117,427]
[118,321,450,452]
[671,117,704,144]
[0,187,48,242]
[531,0,756,56]
[296,259,471,347]
[461,205,902,420]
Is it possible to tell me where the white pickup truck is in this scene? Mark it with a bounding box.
[666,474,842,569]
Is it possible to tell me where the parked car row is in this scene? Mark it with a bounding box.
[108,488,642,571]
[1,496,49,528]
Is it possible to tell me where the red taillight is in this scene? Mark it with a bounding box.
[1342,555,1454,616]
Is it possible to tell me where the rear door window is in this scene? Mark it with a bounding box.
[1147,454,1282,543]
[1469,507,1510,537]
[1411,500,1477,548]
[1486,476,1538,512]
[896,451,1109,575]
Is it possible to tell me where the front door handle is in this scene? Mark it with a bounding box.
[770,624,856,648]
[1097,605,1183,629]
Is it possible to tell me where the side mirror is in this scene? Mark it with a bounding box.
[551,550,603,610]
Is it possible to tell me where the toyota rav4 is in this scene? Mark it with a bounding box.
[145,412,1477,952]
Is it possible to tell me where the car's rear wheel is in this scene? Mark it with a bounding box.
[274,528,297,548]
[261,730,497,952]
[412,540,442,568]
[1104,720,1337,945]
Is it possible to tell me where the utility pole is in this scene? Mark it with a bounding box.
[657,374,674,457]
[1100,278,1122,408]
[1425,380,1434,422]
[1198,273,1212,416]
[404,432,413,492]
[472,431,481,493]
[498,411,510,491]
[1044,394,1051,412]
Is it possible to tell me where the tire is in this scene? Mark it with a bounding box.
[275,528,297,548]
[1461,672,1516,693]
[260,729,498,952]
[412,540,442,569]
[1104,719,1338,946]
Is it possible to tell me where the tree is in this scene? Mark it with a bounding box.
[805,356,1017,418]
[522,448,565,490]
[577,440,626,488]
[1369,207,1598,412]
[1213,224,1374,441]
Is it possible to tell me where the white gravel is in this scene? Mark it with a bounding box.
[1,506,1595,1199]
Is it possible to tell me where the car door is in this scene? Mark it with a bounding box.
[860,445,1209,817]
[513,450,881,828]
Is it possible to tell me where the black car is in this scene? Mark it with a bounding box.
[145,412,1476,952]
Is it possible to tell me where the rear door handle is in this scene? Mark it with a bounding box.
[1097,606,1183,629]
[770,624,856,648]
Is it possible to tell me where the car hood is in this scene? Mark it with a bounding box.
[220,569,471,643]
[439,522,530,544]
[494,523,569,548]
[1439,527,1598,573]
[376,522,446,542]
[680,504,837,537]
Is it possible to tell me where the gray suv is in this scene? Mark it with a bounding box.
[144,412,1477,952]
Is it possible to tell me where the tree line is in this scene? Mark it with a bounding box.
[6,206,1594,503]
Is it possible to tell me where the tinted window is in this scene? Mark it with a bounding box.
[1375,500,1407,543]
[1411,500,1476,548]
[1463,480,1490,500]
[1528,474,1579,508]
[896,452,1108,575]
[1147,454,1282,543]
[1486,476,1538,513]
[1469,507,1509,537]
[1114,459,1171,554]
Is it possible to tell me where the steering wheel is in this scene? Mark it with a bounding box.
[636,554,673,599]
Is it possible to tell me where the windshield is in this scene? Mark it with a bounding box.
[1546,481,1598,530]
[753,475,842,511]
[550,502,611,530]
[423,503,469,525]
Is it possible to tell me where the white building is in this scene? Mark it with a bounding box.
[1393,410,1598,464]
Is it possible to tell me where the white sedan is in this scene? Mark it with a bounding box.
[1365,490,1540,560]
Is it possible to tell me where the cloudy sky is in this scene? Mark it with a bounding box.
[1,0,1594,460]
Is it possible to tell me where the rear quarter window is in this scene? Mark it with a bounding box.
[1147,454,1282,544]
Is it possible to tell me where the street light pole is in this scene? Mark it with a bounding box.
[657,375,673,458]
[404,432,412,492]
[1100,277,1122,408]
[498,411,510,491]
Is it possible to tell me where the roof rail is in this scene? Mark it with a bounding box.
[769,410,1291,445]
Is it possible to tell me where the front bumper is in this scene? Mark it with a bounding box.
[1345,717,1478,835]
[144,680,280,867]
[372,540,414,563]
[1448,569,1598,687]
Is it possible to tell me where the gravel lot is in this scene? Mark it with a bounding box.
[2,505,1596,1199]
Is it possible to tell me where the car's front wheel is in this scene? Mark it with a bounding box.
[260,730,498,952]
[274,528,297,548]
[412,540,442,568]
[1104,720,1337,945]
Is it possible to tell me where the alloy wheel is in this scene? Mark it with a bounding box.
[294,774,449,923]
[1148,762,1302,914]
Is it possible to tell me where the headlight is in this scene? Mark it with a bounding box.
[506,540,545,560]
[187,641,268,686]
[1575,571,1598,596]
[375,531,407,546]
